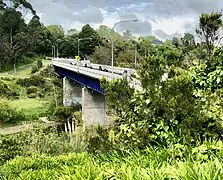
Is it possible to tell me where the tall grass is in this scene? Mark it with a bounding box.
[1,142,223,180]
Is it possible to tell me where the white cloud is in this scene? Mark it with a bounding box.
[27,0,223,37]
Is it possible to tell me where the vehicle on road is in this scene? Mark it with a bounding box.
[68,58,135,77]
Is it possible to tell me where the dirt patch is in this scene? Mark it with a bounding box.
[0,124,33,135]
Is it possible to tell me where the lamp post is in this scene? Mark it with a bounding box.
[52,45,56,58]
[78,38,92,56]
[135,42,137,69]
[111,20,138,76]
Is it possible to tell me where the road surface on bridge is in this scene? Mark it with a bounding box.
[52,58,142,91]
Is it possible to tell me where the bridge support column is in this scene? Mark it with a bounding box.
[63,77,82,106]
[82,87,108,127]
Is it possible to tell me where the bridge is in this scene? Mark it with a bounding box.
[52,58,141,127]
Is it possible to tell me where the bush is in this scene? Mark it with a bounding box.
[26,86,39,95]
[25,52,36,58]
[31,65,39,74]
[0,134,23,165]
[53,106,75,122]
[27,93,37,98]
[0,125,89,165]
[0,80,19,99]
[0,102,25,124]
[16,75,45,87]
[39,65,55,77]
[37,59,43,69]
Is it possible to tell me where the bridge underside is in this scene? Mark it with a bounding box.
[54,66,104,94]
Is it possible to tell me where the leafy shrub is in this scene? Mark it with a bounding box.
[25,52,36,58]
[26,86,39,95]
[0,80,19,99]
[0,134,23,165]
[102,47,223,148]
[0,102,25,124]
[39,65,55,78]
[37,59,43,69]
[27,93,37,98]
[53,106,75,122]
[0,125,88,165]
[31,65,39,74]
[16,75,45,87]
[0,77,16,81]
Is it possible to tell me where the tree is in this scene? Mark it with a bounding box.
[196,11,223,61]
[123,30,132,40]
[171,37,181,48]
[47,25,64,40]
[137,36,155,57]
[182,33,195,48]
[0,0,36,15]
[67,28,79,36]
[26,15,45,54]
[0,8,27,70]
[92,46,111,65]
[79,24,102,56]
[59,37,77,58]
[116,49,141,68]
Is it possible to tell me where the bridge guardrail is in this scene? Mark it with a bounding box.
[52,58,142,91]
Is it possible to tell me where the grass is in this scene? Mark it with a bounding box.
[0,99,50,126]
[8,99,49,120]
[1,147,223,180]
[0,58,51,78]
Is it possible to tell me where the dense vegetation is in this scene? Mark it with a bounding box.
[0,1,223,179]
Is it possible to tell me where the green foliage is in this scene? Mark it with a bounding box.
[92,46,111,65]
[37,59,43,69]
[16,75,45,87]
[0,125,89,165]
[1,141,223,179]
[53,106,80,123]
[31,65,38,74]
[79,24,102,57]
[26,86,38,95]
[102,32,223,148]
[101,77,134,116]
[0,134,23,165]
[39,65,55,77]
[0,101,25,124]
[196,11,223,61]
[0,80,19,99]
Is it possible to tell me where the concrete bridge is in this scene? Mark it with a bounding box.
[52,58,141,127]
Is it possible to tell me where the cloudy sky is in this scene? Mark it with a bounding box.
[28,0,223,39]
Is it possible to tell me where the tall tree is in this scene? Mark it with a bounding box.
[47,25,64,40]
[1,0,35,14]
[196,11,223,61]
[79,24,102,56]
[92,46,111,65]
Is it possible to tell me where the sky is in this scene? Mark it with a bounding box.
[27,0,223,40]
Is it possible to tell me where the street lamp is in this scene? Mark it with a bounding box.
[78,38,92,56]
[135,42,137,69]
[111,20,138,76]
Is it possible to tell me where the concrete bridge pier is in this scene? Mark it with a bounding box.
[63,77,108,128]
[82,87,108,128]
[63,77,82,106]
